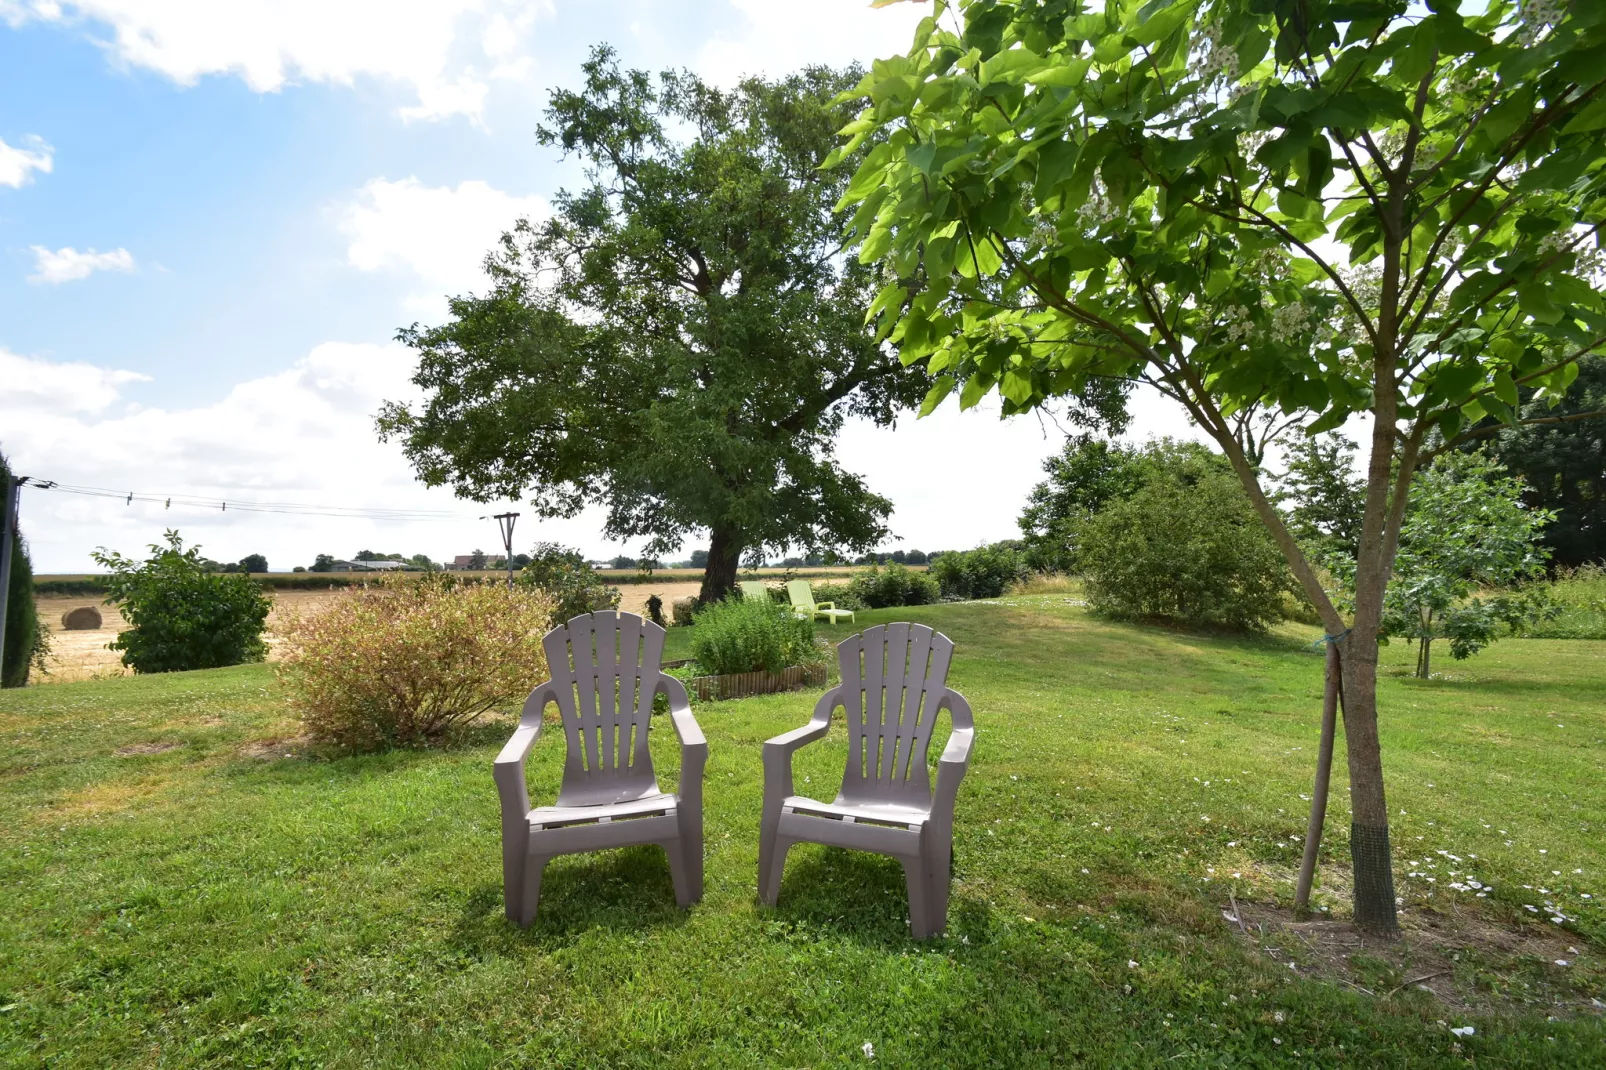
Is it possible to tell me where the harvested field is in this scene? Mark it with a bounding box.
[34,582,710,684]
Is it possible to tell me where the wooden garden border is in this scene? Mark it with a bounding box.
[663,660,828,701]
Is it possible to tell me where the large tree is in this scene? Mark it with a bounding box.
[1486,354,1606,567]
[379,48,932,603]
[841,0,1606,933]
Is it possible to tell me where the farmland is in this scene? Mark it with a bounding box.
[29,569,869,683]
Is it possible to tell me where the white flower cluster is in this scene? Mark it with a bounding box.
[1222,303,1256,343]
[1030,218,1059,250]
[1516,0,1565,48]
[1269,301,1313,344]
[1077,182,1122,229]
[1190,21,1241,88]
[1252,245,1289,282]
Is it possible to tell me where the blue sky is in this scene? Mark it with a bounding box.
[1,0,1196,572]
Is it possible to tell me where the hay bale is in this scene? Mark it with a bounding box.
[61,605,103,630]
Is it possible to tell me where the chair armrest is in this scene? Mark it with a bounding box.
[656,675,705,749]
[815,601,836,611]
[655,676,707,806]
[930,690,974,831]
[761,686,840,802]
[492,681,558,824]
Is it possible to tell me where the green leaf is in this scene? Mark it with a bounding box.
[1493,370,1519,408]
[919,375,955,416]
[959,373,992,411]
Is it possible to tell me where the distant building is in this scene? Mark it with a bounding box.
[329,559,409,572]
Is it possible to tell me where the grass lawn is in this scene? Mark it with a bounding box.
[2,598,1603,1067]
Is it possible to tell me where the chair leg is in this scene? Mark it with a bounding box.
[903,856,932,939]
[757,806,780,904]
[512,853,549,928]
[683,834,704,905]
[759,835,793,906]
[665,839,696,908]
[924,839,952,938]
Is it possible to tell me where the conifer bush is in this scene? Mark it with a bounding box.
[279,576,554,750]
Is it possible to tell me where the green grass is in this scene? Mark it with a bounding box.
[2,600,1603,1067]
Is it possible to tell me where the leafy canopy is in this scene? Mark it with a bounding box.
[380,47,933,599]
[839,0,1606,632]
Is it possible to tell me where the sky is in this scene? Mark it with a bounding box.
[0,0,1203,573]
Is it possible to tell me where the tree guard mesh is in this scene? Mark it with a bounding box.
[1351,821,1398,933]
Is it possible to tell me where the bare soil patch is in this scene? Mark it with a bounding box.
[114,741,186,757]
[1224,894,1602,1020]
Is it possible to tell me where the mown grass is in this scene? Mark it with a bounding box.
[2,599,1603,1067]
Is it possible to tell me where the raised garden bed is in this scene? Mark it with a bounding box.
[663,659,828,701]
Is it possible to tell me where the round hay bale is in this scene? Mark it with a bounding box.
[61,605,104,630]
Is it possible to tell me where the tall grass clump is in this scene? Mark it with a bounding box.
[1523,565,1606,639]
[279,575,555,750]
[690,598,818,676]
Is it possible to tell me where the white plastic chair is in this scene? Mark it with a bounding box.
[758,623,973,938]
[494,612,705,926]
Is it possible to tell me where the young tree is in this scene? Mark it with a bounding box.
[309,554,336,573]
[468,549,488,571]
[843,0,1606,932]
[238,553,269,574]
[1371,450,1553,678]
[379,48,934,604]
[1279,434,1369,558]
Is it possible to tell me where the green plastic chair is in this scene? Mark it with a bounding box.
[739,581,770,604]
[787,579,855,626]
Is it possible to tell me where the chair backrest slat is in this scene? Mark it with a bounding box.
[835,623,955,807]
[786,580,814,612]
[540,611,663,806]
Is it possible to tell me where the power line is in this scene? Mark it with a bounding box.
[28,480,481,523]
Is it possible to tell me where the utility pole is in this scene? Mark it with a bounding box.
[488,512,519,589]
[0,473,27,678]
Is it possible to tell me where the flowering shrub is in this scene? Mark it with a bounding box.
[279,575,554,750]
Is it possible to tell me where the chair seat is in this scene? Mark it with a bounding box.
[528,792,677,830]
[782,794,929,829]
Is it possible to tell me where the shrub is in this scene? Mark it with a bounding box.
[279,575,555,750]
[671,596,699,627]
[805,581,865,611]
[644,593,666,627]
[1079,473,1293,631]
[929,543,1029,600]
[849,563,939,608]
[91,530,271,673]
[517,541,620,626]
[690,598,817,675]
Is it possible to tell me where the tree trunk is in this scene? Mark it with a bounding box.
[697,525,743,605]
[1416,638,1432,679]
[1294,643,1342,918]
[1338,636,1399,935]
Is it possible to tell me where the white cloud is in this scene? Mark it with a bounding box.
[0,134,53,187]
[28,245,137,284]
[1,0,548,124]
[697,0,931,85]
[0,347,150,414]
[0,341,618,572]
[340,177,547,309]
